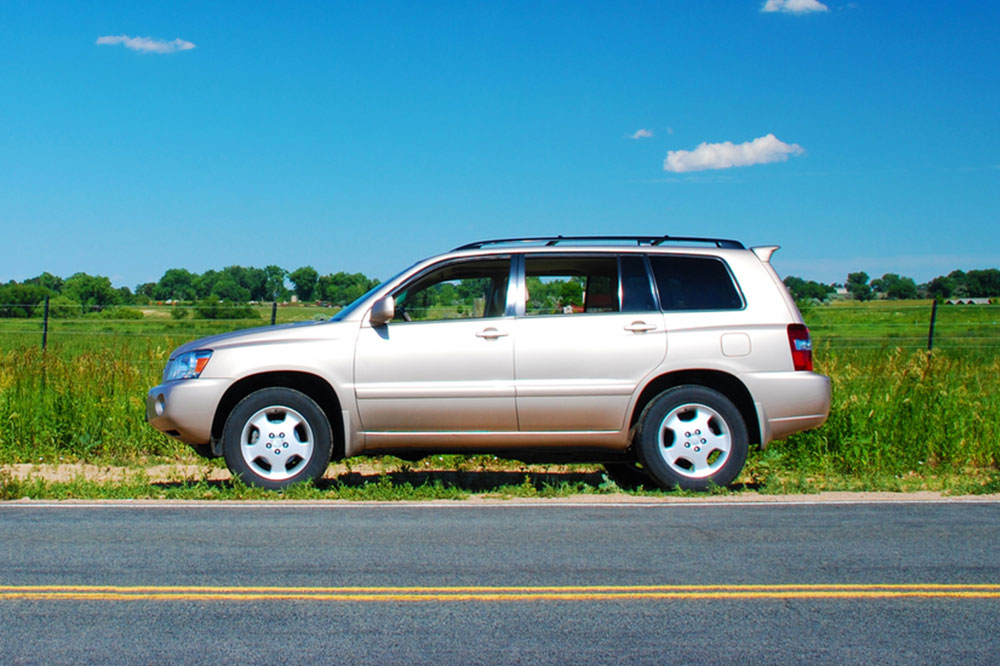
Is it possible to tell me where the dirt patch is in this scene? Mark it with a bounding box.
[3,464,998,503]
[2,462,401,484]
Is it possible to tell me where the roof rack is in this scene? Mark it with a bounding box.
[452,235,745,251]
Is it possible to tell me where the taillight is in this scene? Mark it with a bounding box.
[787,324,813,372]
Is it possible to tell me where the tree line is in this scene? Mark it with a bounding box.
[784,269,1000,303]
[2,264,997,320]
[0,266,379,318]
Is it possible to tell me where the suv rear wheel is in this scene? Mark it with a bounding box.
[636,385,748,490]
[222,388,332,490]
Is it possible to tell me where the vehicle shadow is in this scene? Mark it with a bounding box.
[319,470,760,494]
[316,469,609,492]
[147,468,759,494]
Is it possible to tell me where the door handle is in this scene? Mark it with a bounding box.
[476,327,509,339]
[624,321,657,333]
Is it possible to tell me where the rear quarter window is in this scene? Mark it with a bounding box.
[649,255,743,311]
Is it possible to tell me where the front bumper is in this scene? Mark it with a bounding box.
[145,378,230,445]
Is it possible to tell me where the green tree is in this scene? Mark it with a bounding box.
[220,265,267,301]
[846,272,872,301]
[46,295,79,318]
[135,282,157,299]
[871,273,917,300]
[264,265,289,301]
[289,266,319,301]
[317,271,379,305]
[964,269,1000,297]
[153,268,197,301]
[62,273,120,312]
[525,276,584,313]
[946,270,970,297]
[924,276,954,300]
[194,270,220,299]
[0,283,50,318]
[211,275,251,303]
[24,272,64,294]
[783,276,834,302]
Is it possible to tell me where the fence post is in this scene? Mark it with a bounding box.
[926,299,938,355]
[271,300,278,326]
[42,294,50,350]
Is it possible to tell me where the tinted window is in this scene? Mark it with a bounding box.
[620,255,657,312]
[648,255,743,311]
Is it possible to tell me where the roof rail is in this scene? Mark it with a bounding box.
[452,235,745,251]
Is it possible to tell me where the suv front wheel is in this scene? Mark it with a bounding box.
[222,388,333,490]
[636,386,748,491]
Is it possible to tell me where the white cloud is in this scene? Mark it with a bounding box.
[96,35,196,54]
[663,133,805,173]
[628,129,654,140]
[761,0,829,14]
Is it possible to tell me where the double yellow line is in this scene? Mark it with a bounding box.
[2,584,999,602]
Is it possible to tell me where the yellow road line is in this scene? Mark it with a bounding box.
[1,584,999,602]
[4,583,1000,593]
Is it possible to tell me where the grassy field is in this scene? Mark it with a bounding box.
[1,301,998,497]
[802,299,999,352]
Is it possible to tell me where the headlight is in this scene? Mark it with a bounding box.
[164,350,213,382]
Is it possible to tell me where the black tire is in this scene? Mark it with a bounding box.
[602,461,655,490]
[190,443,218,459]
[222,388,332,490]
[635,385,748,491]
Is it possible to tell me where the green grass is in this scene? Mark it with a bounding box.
[0,300,998,497]
[801,300,999,351]
[778,346,1000,472]
[0,303,336,355]
[3,464,998,500]
[0,467,628,501]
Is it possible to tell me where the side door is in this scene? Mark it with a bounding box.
[353,256,517,433]
[512,253,666,432]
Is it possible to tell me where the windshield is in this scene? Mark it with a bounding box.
[328,263,415,322]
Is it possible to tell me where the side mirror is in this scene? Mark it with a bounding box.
[369,296,394,326]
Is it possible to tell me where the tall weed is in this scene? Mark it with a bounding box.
[778,347,999,474]
[1,324,998,479]
[0,341,190,462]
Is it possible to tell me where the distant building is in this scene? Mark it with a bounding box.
[945,298,992,305]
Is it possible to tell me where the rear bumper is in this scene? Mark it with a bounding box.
[145,379,230,445]
[743,371,832,445]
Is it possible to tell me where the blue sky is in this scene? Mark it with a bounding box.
[1,0,997,288]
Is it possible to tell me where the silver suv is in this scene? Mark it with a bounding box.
[146,236,830,491]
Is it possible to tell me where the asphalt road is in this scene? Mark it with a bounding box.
[1,500,998,664]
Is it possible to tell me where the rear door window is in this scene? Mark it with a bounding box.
[523,255,619,315]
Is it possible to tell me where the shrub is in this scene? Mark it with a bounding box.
[194,300,259,320]
[90,307,144,320]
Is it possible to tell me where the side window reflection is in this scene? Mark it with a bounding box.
[393,258,510,322]
[524,256,620,316]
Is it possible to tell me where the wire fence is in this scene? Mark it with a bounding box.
[0,300,998,353]
[802,302,1000,352]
